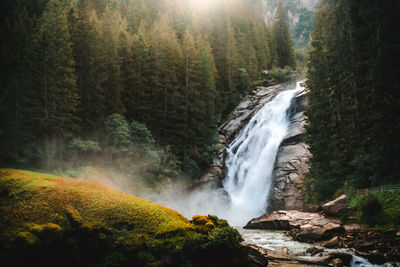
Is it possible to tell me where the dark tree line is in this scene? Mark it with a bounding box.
[0,0,295,176]
[306,0,400,201]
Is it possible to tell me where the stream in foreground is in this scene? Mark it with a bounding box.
[239,228,393,267]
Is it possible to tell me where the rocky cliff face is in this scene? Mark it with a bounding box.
[198,82,312,213]
[197,84,286,186]
[267,86,316,212]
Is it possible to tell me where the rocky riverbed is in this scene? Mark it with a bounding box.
[196,81,400,266]
[243,196,400,265]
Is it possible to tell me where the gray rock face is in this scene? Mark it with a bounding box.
[268,87,315,212]
[198,82,312,214]
[197,83,286,185]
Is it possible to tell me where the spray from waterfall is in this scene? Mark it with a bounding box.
[146,82,302,226]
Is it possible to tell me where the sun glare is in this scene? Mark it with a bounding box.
[190,0,211,10]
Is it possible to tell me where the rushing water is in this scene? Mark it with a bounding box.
[222,82,301,225]
[239,229,394,267]
[152,81,394,266]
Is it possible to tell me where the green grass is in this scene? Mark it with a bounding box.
[0,168,250,267]
[346,190,400,231]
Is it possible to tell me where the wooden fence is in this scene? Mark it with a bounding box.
[352,184,400,196]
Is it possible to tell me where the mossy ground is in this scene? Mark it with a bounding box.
[0,169,251,267]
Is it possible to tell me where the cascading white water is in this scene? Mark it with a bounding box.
[222,82,301,225]
[148,82,302,226]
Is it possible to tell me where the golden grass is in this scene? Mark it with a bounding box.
[0,168,190,238]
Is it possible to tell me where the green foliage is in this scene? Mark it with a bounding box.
[347,190,400,230]
[359,195,383,225]
[181,156,201,178]
[271,0,296,69]
[0,0,292,179]
[183,216,248,267]
[263,67,295,85]
[129,120,155,148]
[104,114,132,156]
[69,138,101,153]
[349,152,387,188]
[305,0,400,200]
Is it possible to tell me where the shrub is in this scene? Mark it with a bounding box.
[263,66,295,85]
[360,195,383,225]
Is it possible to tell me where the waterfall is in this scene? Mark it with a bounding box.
[148,82,302,227]
[222,81,301,225]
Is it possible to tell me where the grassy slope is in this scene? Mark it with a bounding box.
[0,168,189,236]
[0,169,250,267]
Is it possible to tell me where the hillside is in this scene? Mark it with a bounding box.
[262,0,318,49]
[0,169,250,266]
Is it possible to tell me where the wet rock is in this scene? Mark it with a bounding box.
[242,242,332,266]
[196,165,223,186]
[356,250,386,264]
[305,247,324,256]
[322,236,340,249]
[281,246,289,255]
[330,257,343,267]
[245,210,344,242]
[322,195,347,217]
[295,223,345,242]
[221,84,285,143]
[343,223,369,232]
[244,243,269,266]
[310,252,352,267]
[199,84,286,185]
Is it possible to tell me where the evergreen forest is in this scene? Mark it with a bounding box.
[0,0,296,183]
[1,0,400,266]
[306,0,400,201]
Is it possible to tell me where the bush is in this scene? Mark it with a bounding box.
[181,156,201,178]
[129,121,155,148]
[360,195,383,225]
[183,215,249,266]
[263,66,295,85]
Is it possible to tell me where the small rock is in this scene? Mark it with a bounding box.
[324,236,340,249]
[305,247,324,256]
[330,257,343,267]
[281,247,289,255]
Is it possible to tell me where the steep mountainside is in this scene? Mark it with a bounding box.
[262,0,319,49]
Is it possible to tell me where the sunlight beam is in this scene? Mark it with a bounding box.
[189,0,211,11]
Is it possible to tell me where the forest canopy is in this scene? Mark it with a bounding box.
[305,0,400,201]
[0,0,296,179]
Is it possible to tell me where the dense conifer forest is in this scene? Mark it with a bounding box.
[0,0,296,181]
[305,0,400,201]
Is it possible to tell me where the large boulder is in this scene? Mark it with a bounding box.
[321,194,347,217]
[244,210,344,242]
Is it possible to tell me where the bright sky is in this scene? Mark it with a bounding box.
[189,0,211,10]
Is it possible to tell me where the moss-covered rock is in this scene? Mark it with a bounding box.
[0,169,251,266]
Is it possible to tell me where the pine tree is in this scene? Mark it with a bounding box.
[100,6,126,116]
[271,0,296,68]
[130,22,152,123]
[148,14,185,153]
[37,0,79,168]
[69,0,105,135]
